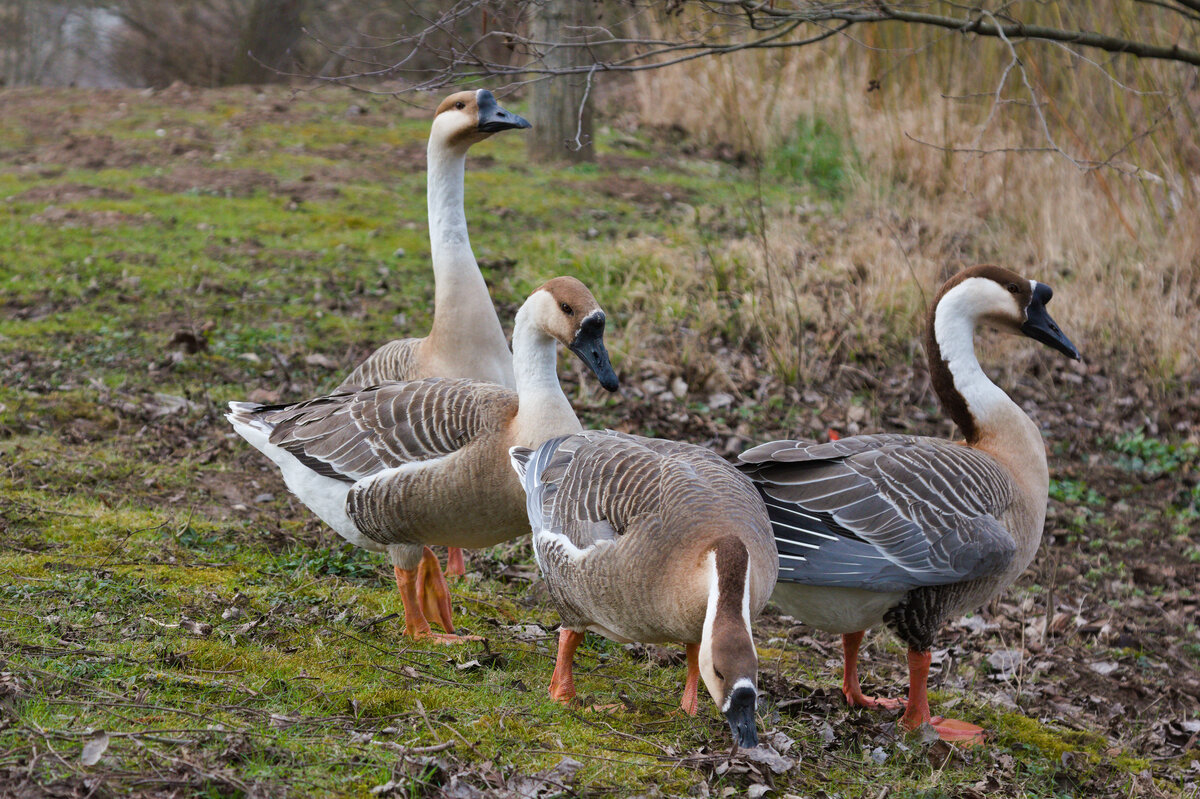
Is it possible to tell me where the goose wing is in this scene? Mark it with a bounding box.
[739,435,1017,591]
[230,378,516,483]
[512,430,666,553]
[337,338,421,391]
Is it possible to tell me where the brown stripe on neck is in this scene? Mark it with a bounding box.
[712,536,749,619]
[924,297,978,444]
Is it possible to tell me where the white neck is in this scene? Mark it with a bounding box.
[510,299,581,443]
[933,280,1048,495]
[427,137,470,266]
[424,135,514,386]
[933,281,1029,435]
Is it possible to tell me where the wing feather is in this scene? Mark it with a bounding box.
[233,378,515,483]
[740,435,1018,591]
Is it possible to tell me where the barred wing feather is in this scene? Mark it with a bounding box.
[740,435,1017,592]
[231,378,516,484]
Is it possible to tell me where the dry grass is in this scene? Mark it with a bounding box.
[618,4,1200,387]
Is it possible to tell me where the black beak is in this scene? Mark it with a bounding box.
[476,89,531,133]
[723,684,758,750]
[568,313,620,392]
[1020,282,1080,361]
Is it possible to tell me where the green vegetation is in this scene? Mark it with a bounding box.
[768,115,853,199]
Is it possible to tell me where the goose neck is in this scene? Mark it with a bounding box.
[426,138,470,267]
[510,305,580,438]
[699,539,758,727]
[928,286,1027,446]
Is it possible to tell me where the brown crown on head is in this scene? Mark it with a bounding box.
[434,90,478,118]
[933,265,1033,311]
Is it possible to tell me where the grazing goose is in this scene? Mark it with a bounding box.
[510,430,777,749]
[229,277,619,642]
[739,265,1080,742]
[340,89,529,579]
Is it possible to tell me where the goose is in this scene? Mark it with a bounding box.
[339,89,530,579]
[509,430,777,749]
[738,265,1080,743]
[229,277,620,642]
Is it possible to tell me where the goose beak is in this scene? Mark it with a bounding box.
[1021,282,1080,361]
[476,89,531,133]
[723,684,759,750]
[569,312,620,392]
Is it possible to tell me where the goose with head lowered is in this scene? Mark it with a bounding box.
[228,277,619,642]
[510,430,777,749]
[739,265,1080,743]
[340,89,530,580]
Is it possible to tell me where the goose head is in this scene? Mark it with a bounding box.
[520,277,620,392]
[935,265,1081,360]
[432,89,531,151]
[698,544,760,749]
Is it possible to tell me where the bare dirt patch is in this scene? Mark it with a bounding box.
[13,183,132,203]
[29,206,155,229]
[139,165,342,201]
[589,174,695,205]
[25,134,155,170]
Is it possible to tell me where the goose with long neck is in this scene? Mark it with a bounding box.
[510,430,776,749]
[739,265,1080,742]
[338,89,529,583]
[339,88,528,391]
[229,277,618,642]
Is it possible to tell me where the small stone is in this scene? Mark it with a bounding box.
[869,746,888,764]
[253,493,274,503]
[392,247,406,259]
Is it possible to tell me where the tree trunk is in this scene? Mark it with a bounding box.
[228,0,308,85]
[527,0,595,163]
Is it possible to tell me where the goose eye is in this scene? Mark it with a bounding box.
[560,302,574,316]
[455,101,466,110]
[1006,283,1019,294]
[714,668,724,681]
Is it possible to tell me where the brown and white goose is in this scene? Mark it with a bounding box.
[510,430,777,749]
[229,277,619,642]
[739,265,1080,742]
[340,90,529,579]
[340,88,528,391]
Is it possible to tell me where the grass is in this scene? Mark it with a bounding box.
[0,84,1196,796]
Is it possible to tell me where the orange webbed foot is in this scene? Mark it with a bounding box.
[928,717,987,745]
[842,686,904,710]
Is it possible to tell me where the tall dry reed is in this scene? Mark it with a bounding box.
[616,3,1200,390]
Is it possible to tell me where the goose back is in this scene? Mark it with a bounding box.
[740,435,1027,591]
[236,378,529,549]
[517,430,776,643]
[338,337,421,390]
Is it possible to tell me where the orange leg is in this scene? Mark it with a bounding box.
[445,547,466,579]
[392,549,479,644]
[416,547,456,633]
[841,631,903,709]
[900,649,986,744]
[549,628,584,703]
[680,643,701,716]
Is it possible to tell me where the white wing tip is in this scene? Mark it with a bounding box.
[509,446,533,482]
[225,401,272,434]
